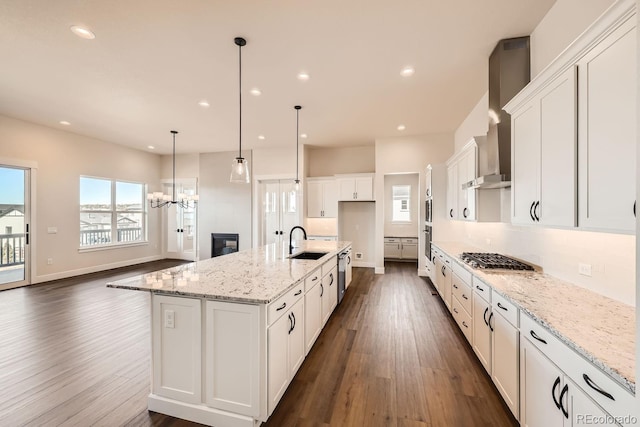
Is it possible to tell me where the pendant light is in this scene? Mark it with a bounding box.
[230,37,250,183]
[294,105,302,191]
[147,130,199,208]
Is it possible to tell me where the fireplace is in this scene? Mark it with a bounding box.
[211,233,239,258]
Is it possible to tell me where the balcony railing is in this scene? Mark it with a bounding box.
[80,228,142,246]
[0,233,25,267]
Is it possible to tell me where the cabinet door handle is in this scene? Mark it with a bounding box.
[530,330,547,345]
[497,302,508,311]
[559,384,569,419]
[462,294,468,300]
[288,313,293,334]
[582,374,615,401]
[534,201,540,222]
[634,201,636,217]
[552,376,562,410]
[449,208,454,218]
[488,312,494,331]
[320,283,324,297]
[329,273,334,286]
[483,307,489,326]
[529,201,536,221]
[291,312,296,331]
[294,289,302,296]
[442,267,446,277]
[347,256,351,264]
[276,302,287,311]
[463,207,468,218]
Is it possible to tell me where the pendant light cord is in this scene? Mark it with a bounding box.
[172,131,176,201]
[238,42,242,159]
[296,108,299,181]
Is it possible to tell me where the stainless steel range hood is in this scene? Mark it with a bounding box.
[463,36,530,190]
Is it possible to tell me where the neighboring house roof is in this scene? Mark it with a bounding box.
[0,205,24,218]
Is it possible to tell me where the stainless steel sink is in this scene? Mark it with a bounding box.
[289,251,328,260]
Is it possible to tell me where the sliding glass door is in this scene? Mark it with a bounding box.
[0,165,30,290]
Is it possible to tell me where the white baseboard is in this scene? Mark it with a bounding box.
[375,267,385,274]
[352,261,375,268]
[148,394,255,427]
[33,255,163,284]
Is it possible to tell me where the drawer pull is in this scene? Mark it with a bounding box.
[475,285,484,292]
[453,284,458,289]
[294,290,302,296]
[276,302,287,311]
[583,374,615,401]
[530,330,547,345]
[312,276,318,281]
[453,307,459,314]
[552,376,562,410]
[497,302,508,311]
[462,321,468,328]
[462,294,468,300]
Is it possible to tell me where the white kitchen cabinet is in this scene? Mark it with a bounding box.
[337,174,374,201]
[425,165,433,198]
[511,67,577,227]
[306,178,337,218]
[204,300,261,416]
[383,238,403,259]
[304,280,322,355]
[321,265,338,324]
[434,255,452,310]
[345,251,353,289]
[577,17,636,233]
[472,286,492,374]
[491,296,519,419]
[520,336,615,427]
[267,296,304,414]
[446,160,458,220]
[456,147,477,221]
[384,237,418,260]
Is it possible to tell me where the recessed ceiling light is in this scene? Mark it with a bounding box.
[297,72,310,81]
[250,88,262,96]
[147,145,155,150]
[70,25,95,40]
[397,124,406,131]
[300,133,307,139]
[198,100,210,108]
[59,120,71,126]
[400,66,415,77]
[258,135,265,140]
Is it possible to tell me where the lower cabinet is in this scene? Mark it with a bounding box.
[321,265,338,324]
[520,337,614,427]
[472,285,492,373]
[304,279,323,354]
[491,304,520,419]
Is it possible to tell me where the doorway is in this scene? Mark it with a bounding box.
[383,173,420,267]
[162,179,197,261]
[257,179,300,246]
[0,165,30,290]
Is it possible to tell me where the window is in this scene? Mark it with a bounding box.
[80,177,146,247]
[392,185,411,222]
[5,226,12,235]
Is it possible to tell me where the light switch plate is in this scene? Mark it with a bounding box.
[164,310,175,328]
[47,227,57,234]
[578,263,592,277]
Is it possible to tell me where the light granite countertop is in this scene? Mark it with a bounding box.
[107,240,351,304]
[432,241,636,395]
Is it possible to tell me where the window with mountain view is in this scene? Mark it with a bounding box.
[80,177,146,247]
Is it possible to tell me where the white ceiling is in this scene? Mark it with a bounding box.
[0,0,556,155]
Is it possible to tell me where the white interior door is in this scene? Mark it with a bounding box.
[0,165,30,290]
[259,179,300,246]
[163,179,197,261]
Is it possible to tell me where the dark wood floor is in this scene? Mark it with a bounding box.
[0,260,517,427]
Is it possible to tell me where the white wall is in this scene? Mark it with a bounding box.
[338,202,375,267]
[0,114,163,282]
[383,173,419,238]
[374,133,457,274]
[197,151,252,259]
[530,0,616,77]
[454,92,488,153]
[449,0,635,304]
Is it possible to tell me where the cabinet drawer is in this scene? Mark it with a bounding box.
[384,237,400,243]
[492,292,518,327]
[472,277,491,303]
[321,256,337,277]
[451,260,472,285]
[451,273,472,314]
[304,268,322,293]
[521,313,571,372]
[402,238,418,244]
[451,297,472,344]
[268,283,304,325]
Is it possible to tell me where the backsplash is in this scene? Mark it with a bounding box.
[454,221,635,306]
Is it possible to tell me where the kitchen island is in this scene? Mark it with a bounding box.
[107,240,352,427]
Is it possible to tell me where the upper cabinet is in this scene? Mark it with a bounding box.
[306,178,338,218]
[505,0,636,233]
[336,174,374,201]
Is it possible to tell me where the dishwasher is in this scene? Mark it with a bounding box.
[338,247,352,304]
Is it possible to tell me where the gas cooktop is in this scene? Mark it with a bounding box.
[460,252,534,271]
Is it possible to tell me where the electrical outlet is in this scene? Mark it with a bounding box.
[47,258,53,265]
[47,227,57,234]
[578,263,592,277]
[355,252,363,259]
[164,310,175,328]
